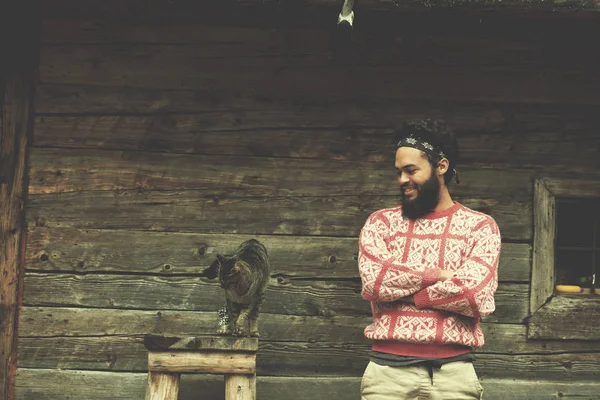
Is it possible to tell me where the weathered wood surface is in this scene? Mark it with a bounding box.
[16,335,600,379]
[0,2,37,398]
[27,148,535,202]
[18,307,600,355]
[542,176,600,198]
[149,351,256,374]
[217,0,600,12]
[225,374,256,400]
[146,372,179,400]
[21,274,529,323]
[37,44,600,105]
[14,369,600,400]
[144,336,259,352]
[32,114,600,170]
[37,18,600,47]
[528,295,600,341]
[26,190,532,240]
[530,179,556,317]
[25,227,532,281]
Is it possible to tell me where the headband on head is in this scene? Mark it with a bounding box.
[396,134,460,184]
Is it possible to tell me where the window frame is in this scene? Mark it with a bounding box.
[528,177,600,341]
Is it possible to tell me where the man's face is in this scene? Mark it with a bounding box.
[395,146,441,220]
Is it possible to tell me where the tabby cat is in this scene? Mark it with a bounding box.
[205,239,270,337]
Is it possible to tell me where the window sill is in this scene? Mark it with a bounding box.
[527,295,600,340]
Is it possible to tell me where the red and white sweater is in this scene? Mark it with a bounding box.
[358,202,501,358]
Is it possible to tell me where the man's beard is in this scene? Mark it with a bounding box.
[400,172,441,220]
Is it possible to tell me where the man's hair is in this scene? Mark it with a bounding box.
[394,119,459,185]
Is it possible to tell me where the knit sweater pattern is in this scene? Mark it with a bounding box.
[358,202,501,358]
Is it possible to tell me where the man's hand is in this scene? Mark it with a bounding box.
[439,270,453,281]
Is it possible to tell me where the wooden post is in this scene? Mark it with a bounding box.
[0,2,38,399]
[225,374,256,400]
[145,372,180,400]
[144,335,258,400]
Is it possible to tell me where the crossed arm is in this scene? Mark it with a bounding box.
[358,213,501,318]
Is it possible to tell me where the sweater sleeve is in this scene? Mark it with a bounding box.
[358,211,441,302]
[413,219,501,318]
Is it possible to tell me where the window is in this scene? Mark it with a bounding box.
[528,178,600,340]
[555,199,598,293]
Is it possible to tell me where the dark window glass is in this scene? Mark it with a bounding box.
[555,250,594,287]
[556,199,594,248]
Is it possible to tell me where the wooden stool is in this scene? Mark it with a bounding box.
[143,335,259,400]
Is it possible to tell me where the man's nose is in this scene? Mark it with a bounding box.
[398,172,410,185]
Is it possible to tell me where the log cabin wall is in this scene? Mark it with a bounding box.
[15,3,600,399]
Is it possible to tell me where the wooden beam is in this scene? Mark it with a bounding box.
[37,0,600,21]
[0,1,38,399]
[13,370,600,400]
[236,0,600,12]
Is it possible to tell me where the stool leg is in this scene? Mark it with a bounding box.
[146,371,180,400]
[224,374,256,400]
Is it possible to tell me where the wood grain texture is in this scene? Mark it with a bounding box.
[225,374,256,400]
[31,112,600,171]
[149,351,256,374]
[25,227,531,281]
[18,307,600,354]
[145,372,179,400]
[530,179,556,316]
[37,44,600,105]
[0,2,37,397]
[21,273,528,323]
[15,336,600,379]
[14,369,600,400]
[528,295,600,340]
[26,190,532,240]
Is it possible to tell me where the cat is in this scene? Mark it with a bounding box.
[205,239,270,337]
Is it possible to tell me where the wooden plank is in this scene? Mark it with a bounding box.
[21,272,372,318]
[542,176,600,198]
[37,0,600,23]
[0,1,38,398]
[149,351,256,374]
[20,273,528,323]
[38,18,600,45]
[530,179,556,315]
[220,0,600,12]
[144,336,258,352]
[26,190,532,241]
[25,227,531,281]
[28,148,398,196]
[36,21,600,78]
[17,307,369,344]
[528,295,600,341]
[27,148,535,201]
[31,113,600,171]
[225,374,256,400]
[14,369,600,400]
[37,44,600,105]
[19,307,600,354]
[146,372,179,400]
[16,336,600,379]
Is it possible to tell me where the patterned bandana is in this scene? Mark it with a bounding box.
[396,134,460,184]
[396,135,447,160]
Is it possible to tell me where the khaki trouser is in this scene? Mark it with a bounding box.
[361,361,484,400]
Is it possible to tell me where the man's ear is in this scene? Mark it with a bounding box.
[437,158,449,176]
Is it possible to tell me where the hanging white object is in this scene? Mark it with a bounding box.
[337,0,355,27]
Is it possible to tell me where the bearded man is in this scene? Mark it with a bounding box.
[358,119,501,400]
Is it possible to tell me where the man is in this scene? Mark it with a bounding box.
[358,119,501,400]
